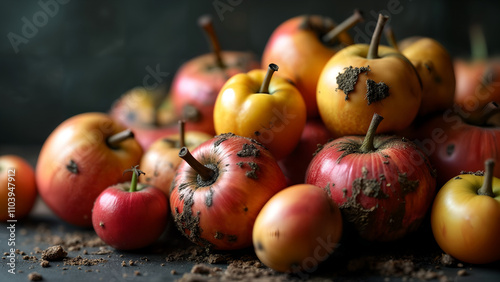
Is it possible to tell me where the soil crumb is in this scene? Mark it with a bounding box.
[63,255,108,266]
[28,272,43,281]
[41,245,67,261]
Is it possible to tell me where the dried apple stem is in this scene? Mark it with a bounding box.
[470,24,487,61]
[478,159,495,197]
[367,14,389,60]
[123,165,145,192]
[322,9,364,44]
[199,15,225,68]
[107,129,134,148]
[360,113,384,153]
[179,147,214,181]
[179,120,186,148]
[461,101,500,126]
[259,63,279,94]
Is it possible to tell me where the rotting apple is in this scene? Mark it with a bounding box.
[139,120,212,197]
[170,133,287,250]
[0,155,37,221]
[36,112,143,227]
[316,14,422,137]
[170,15,260,135]
[252,184,343,273]
[261,10,363,118]
[305,113,436,241]
[278,118,333,185]
[92,165,169,250]
[213,63,307,160]
[431,159,500,264]
[414,101,500,187]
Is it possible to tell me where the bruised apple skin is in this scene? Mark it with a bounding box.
[305,114,436,241]
[252,184,343,273]
[169,133,287,250]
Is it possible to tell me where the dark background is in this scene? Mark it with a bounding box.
[1,0,500,145]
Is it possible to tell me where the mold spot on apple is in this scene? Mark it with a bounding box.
[336,66,371,100]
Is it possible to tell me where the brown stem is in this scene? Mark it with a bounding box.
[107,129,134,148]
[367,14,389,60]
[384,24,399,52]
[359,113,384,153]
[478,159,495,197]
[322,9,364,44]
[198,15,225,68]
[461,101,500,126]
[259,64,279,94]
[179,147,214,181]
[178,120,185,148]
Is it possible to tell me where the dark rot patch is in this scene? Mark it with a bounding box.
[214,133,236,147]
[237,143,260,158]
[324,183,333,197]
[66,159,78,174]
[254,131,261,137]
[336,66,371,100]
[446,144,455,156]
[365,79,390,105]
[398,173,419,195]
[236,161,260,180]
[353,167,387,199]
[459,170,484,176]
[214,232,224,240]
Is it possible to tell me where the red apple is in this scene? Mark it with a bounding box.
[170,133,287,250]
[36,112,143,227]
[278,118,333,185]
[171,15,260,135]
[92,166,169,250]
[139,121,213,197]
[261,11,362,118]
[305,114,436,241]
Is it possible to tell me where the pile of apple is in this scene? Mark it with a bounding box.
[4,10,500,273]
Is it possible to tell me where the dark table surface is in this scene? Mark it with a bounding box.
[1,145,500,282]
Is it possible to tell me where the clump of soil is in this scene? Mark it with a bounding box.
[41,245,67,261]
[28,272,43,281]
[63,255,108,266]
[31,223,105,251]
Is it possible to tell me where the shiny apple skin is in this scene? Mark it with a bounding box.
[36,112,143,227]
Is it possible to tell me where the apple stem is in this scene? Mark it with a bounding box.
[478,159,495,197]
[198,15,225,69]
[384,24,399,52]
[179,147,214,181]
[470,24,488,60]
[360,113,384,153]
[460,101,500,126]
[367,14,389,60]
[123,165,145,193]
[178,120,186,148]
[107,129,134,148]
[322,9,364,44]
[259,63,279,94]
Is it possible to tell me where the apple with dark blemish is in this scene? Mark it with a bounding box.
[305,113,436,241]
[169,133,287,250]
[36,112,143,227]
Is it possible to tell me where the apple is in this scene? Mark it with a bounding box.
[170,133,287,250]
[92,166,169,250]
[306,113,436,241]
[0,155,37,221]
[36,112,143,227]
[278,118,333,185]
[139,121,213,197]
[170,15,260,135]
[261,11,363,118]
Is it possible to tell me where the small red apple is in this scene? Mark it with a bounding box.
[92,166,169,250]
[170,15,260,135]
[36,112,143,227]
[170,133,287,250]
